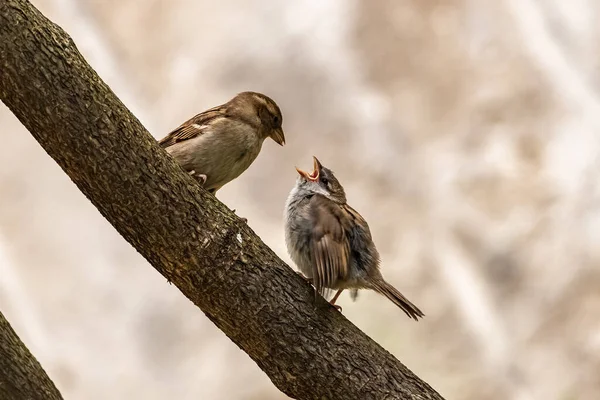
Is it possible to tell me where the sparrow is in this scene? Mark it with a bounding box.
[158,91,285,194]
[284,157,424,320]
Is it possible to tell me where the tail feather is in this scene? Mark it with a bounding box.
[371,279,424,321]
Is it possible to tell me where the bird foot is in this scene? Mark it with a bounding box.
[296,271,313,284]
[188,170,207,186]
[329,289,344,312]
[294,273,340,311]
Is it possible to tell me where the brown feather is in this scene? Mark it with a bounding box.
[370,279,425,321]
[158,106,227,148]
[342,204,371,236]
[309,195,351,296]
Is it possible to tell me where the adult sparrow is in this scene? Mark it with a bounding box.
[159,91,285,194]
[284,157,424,320]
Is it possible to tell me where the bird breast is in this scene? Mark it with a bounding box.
[167,121,263,189]
[284,188,315,277]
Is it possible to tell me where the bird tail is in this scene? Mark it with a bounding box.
[370,279,424,321]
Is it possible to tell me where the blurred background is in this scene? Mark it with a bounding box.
[1,0,600,399]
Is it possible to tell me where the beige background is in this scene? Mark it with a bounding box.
[2,1,600,399]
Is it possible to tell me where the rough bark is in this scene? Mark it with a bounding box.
[0,0,444,399]
[0,311,63,400]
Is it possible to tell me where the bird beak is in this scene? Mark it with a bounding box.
[295,166,311,180]
[312,156,322,173]
[295,156,321,181]
[270,128,286,146]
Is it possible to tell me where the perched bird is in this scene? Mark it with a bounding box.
[284,157,424,320]
[159,91,285,194]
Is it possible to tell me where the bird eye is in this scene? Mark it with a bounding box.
[321,177,328,185]
[273,115,279,125]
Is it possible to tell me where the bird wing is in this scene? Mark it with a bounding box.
[342,203,373,240]
[308,195,352,296]
[158,105,226,148]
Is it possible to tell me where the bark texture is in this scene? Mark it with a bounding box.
[0,0,444,399]
[0,311,63,400]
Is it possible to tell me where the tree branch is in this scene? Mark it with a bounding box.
[0,0,443,398]
[0,311,63,400]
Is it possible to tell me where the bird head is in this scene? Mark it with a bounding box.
[230,91,285,146]
[295,156,346,203]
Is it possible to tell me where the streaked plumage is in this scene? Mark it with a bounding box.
[284,157,424,320]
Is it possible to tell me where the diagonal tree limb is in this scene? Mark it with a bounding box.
[0,0,443,398]
[0,311,63,400]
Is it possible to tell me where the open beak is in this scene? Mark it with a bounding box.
[295,156,322,181]
[270,127,286,146]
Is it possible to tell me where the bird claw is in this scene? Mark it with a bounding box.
[196,174,208,186]
[188,170,207,186]
[296,271,313,284]
[330,303,343,312]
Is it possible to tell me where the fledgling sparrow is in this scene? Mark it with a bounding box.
[158,91,285,194]
[284,157,424,320]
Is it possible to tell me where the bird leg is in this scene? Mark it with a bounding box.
[329,289,344,311]
[296,273,343,311]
